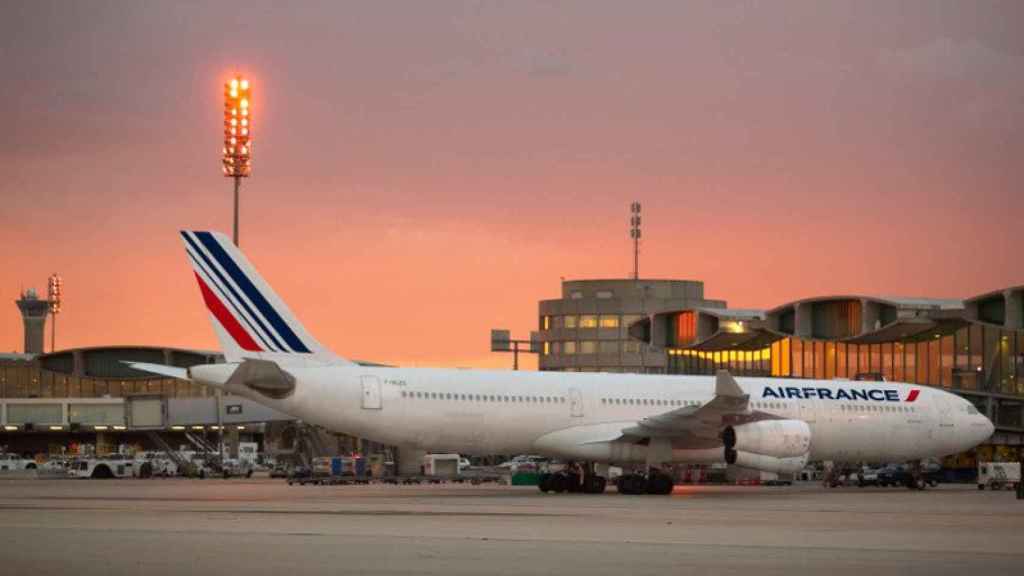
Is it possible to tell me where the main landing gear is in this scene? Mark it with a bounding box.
[537,464,675,495]
[538,463,607,494]
[616,469,674,495]
[904,460,934,491]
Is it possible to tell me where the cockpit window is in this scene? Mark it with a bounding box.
[967,405,979,415]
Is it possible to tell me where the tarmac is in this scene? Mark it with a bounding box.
[0,477,1022,576]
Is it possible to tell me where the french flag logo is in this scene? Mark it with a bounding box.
[181,231,312,354]
[905,389,920,403]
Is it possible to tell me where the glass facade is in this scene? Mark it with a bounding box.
[665,325,1024,430]
[0,365,211,399]
[1,352,215,401]
[667,329,1022,392]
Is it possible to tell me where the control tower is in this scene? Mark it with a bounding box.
[16,289,49,355]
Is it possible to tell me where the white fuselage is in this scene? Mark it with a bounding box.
[194,365,993,465]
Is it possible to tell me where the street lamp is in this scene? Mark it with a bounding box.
[47,274,62,353]
[222,76,252,246]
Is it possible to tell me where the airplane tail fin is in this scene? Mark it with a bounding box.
[180,230,351,366]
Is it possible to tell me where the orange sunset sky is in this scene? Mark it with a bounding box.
[1,1,1021,369]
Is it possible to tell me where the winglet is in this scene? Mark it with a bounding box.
[715,370,745,397]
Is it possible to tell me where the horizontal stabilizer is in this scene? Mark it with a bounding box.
[225,359,296,398]
[124,362,189,381]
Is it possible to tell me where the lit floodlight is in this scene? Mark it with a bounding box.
[47,273,62,352]
[222,76,252,178]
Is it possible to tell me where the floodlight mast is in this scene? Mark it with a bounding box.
[47,274,62,353]
[222,76,252,246]
[630,201,641,280]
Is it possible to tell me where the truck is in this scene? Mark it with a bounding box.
[977,462,1021,491]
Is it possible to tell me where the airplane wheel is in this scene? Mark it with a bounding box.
[583,475,605,494]
[646,474,674,495]
[550,474,568,493]
[538,473,553,493]
[565,472,582,493]
[617,474,646,495]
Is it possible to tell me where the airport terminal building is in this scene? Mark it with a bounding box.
[0,344,304,457]
[537,280,1024,465]
[0,290,325,460]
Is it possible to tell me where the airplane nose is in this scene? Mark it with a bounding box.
[983,416,995,439]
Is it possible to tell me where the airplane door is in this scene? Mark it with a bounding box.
[931,392,955,451]
[361,376,382,410]
[569,388,584,417]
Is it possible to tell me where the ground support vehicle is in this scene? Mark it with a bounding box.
[0,453,38,472]
[69,456,137,479]
[977,462,1021,491]
[286,466,316,485]
[219,458,255,479]
[876,464,941,488]
[855,467,882,487]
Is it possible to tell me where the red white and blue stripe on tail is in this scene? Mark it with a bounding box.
[181,231,345,364]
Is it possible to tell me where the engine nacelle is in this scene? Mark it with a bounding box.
[725,449,808,474]
[722,419,811,459]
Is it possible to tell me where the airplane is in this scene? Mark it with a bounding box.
[132,230,995,494]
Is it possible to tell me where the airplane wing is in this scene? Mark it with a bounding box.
[124,362,189,380]
[621,370,758,443]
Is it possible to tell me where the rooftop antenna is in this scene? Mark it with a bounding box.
[630,201,641,280]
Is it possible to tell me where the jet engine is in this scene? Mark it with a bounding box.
[722,419,811,459]
[727,450,808,474]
